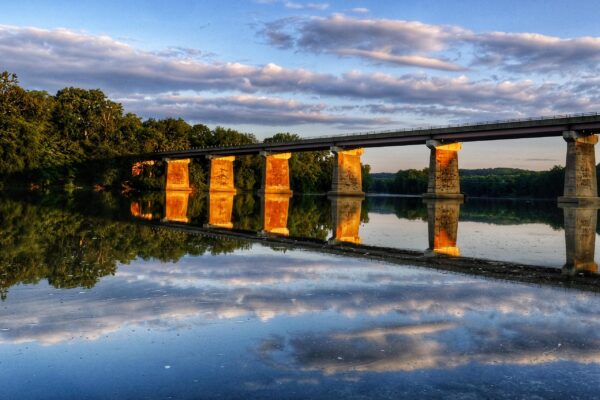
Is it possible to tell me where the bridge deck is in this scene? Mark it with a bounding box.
[146,113,600,159]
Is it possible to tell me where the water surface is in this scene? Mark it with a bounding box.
[1,192,599,399]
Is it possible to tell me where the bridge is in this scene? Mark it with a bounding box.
[134,113,600,203]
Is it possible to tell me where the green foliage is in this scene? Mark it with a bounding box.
[370,166,571,198]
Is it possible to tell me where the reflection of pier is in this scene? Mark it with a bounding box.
[329,195,363,244]
[261,193,291,236]
[130,200,153,220]
[561,204,599,274]
[163,191,191,223]
[207,192,235,229]
[425,199,462,257]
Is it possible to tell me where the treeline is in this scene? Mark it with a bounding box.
[370,166,574,198]
[0,71,369,193]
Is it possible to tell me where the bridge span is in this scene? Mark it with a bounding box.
[133,114,600,204]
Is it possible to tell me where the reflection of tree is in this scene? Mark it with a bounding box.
[288,196,332,240]
[0,193,249,300]
[365,197,564,229]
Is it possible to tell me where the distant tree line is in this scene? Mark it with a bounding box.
[370,166,577,198]
[0,71,370,193]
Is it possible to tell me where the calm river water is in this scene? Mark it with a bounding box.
[1,191,600,399]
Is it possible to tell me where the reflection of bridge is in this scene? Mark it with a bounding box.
[134,114,600,204]
[131,192,599,277]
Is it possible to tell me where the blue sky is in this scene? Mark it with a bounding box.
[2,0,600,171]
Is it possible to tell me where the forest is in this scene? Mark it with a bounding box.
[369,166,577,198]
[0,71,358,193]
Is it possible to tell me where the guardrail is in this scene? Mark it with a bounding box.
[150,112,600,153]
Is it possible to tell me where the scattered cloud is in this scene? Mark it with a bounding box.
[259,14,600,74]
[1,24,600,128]
[118,93,391,127]
[472,31,600,73]
[260,14,466,70]
[284,2,329,10]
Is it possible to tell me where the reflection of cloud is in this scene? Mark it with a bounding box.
[261,317,600,374]
[2,245,600,379]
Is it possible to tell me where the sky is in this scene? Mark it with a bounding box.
[2,0,600,171]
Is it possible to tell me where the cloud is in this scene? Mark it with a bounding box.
[2,24,600,126]
[284,2,329,10]
[260,14,466,70]
[349,7,369,14]
[259,14,600,74]
[472,32,600,73]
[118,93,391,127]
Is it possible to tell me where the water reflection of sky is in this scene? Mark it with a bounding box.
[361,213,568,266]
[2,245,600,399]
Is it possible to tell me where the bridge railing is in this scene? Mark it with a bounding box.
[151,112,600,153]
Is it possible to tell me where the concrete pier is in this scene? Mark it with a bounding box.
[423,141,464,200]
[329,147,364,196]
[208,155,236,193]
[425,199,462,257]
[328,195,363,244]
[558,131,600,206]
[260,193,291,236]
[560,203,599,274]
[165,159,192,191]
[260,152,292,195]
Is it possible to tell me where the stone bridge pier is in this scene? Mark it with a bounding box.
[208,155,236,193]
[165,158,192,191]
[260,152,292,194]
[329,195,363,244]
[329,147,364,196]
[425,199,462,257]
[423,141,464,200]
[560,203,599,274]
[558,131,600,205]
